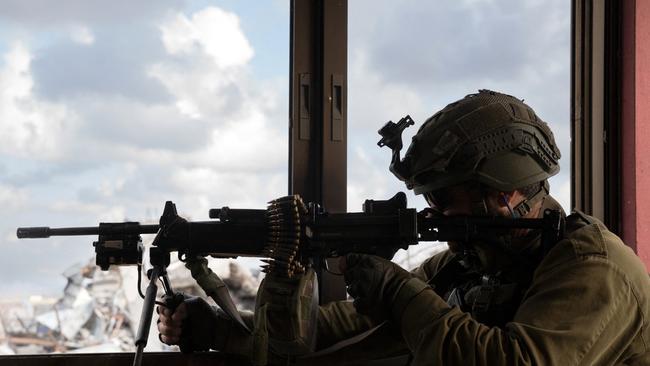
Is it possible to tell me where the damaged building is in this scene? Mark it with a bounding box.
[0,258,261,355]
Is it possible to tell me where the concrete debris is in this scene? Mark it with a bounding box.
[0,256,263,355]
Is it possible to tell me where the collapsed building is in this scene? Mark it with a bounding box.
[0,257,262,355]
[0,234,436,357]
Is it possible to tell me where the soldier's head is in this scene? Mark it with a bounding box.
[391,89,561,219]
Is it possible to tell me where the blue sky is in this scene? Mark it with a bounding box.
[0,0,570,299]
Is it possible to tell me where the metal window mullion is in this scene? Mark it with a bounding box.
[289,0,347,303]
[572,0,607,221]
[604,0,623,233]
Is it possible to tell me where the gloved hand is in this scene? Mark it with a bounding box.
[157,295,231,352]
[342,253,415,320]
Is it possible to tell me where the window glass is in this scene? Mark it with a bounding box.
[348,0,571,269]
[0,0,288,354]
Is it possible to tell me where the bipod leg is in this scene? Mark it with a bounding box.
[132,265,164,366]
[160,272,174,296]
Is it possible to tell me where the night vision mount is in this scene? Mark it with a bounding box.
[377,115,415,182]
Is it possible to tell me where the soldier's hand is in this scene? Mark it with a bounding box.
[157,301,188,345]
[342,253,413,318]
[157,296,228,352]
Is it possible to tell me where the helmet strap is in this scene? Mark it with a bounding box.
[512,181,550,217]
[502,194,517,218]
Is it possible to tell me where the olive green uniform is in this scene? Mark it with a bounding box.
[308,87,650,364]
[217,90,650,364]
[311,209,650,365]
[218,199,649,365]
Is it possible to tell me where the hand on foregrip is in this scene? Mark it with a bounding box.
[157,297,188,346]
[156,295,224,353]
[161,293,194,353]
[342,253,412,318]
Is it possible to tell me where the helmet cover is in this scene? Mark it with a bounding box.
[394,90,561,194]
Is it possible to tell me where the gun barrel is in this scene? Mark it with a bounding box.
[17,224,160,238]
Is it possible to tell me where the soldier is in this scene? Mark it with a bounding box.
[158,90,650,365]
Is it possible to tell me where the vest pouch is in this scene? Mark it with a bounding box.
[254,268,319,357]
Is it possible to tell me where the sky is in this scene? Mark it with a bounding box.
[0,0,570,299]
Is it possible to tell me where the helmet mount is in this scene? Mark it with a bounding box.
[377,115,415,183]
[378,90,561,201]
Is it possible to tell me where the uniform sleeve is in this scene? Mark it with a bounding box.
[314,250,454,349]
[224,278,410,361]
[396,239,644,365]
[307,300,410,364]
[315,300,379,349]
[224,303,406,363]
[221,310,255,356]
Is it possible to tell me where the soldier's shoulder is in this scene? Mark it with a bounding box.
[544,211,648,288]
[561,210,609,257]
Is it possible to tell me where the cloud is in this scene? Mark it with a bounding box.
[157,12,288,212]
[549,171,571,212]
[0,1,573,301]
[347,0,570,120]
[21,5,286,171]
[69,25,95,45]
[146,6,287,171]
[347,0,571,209]
[50,201,127,222]
[0,0,185,26]
[0,183,29,209]
[160,7,254,69]
[169,167,286,216]
[0,42,76,160]
[0,3,291,301]
[351,0,569,89]
[193,108,286,172]
[347,145,417,211]
[348,49,427,130]
[68,96,211,153]
[150,7,259,121]
[31,24,171,103]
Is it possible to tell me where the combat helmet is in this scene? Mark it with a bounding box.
[384,90,560,214]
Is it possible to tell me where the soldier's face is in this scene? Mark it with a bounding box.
[424,185,475,216]
[425,185,513,259]
[425,185,478,255]
[425,184,511,217]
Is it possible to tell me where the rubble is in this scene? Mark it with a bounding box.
[0,256,263,355]
[0,244,441,356]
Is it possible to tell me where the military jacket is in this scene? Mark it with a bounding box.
[310,210,650,365]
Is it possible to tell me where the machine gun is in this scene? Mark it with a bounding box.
[17,192,564,365]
